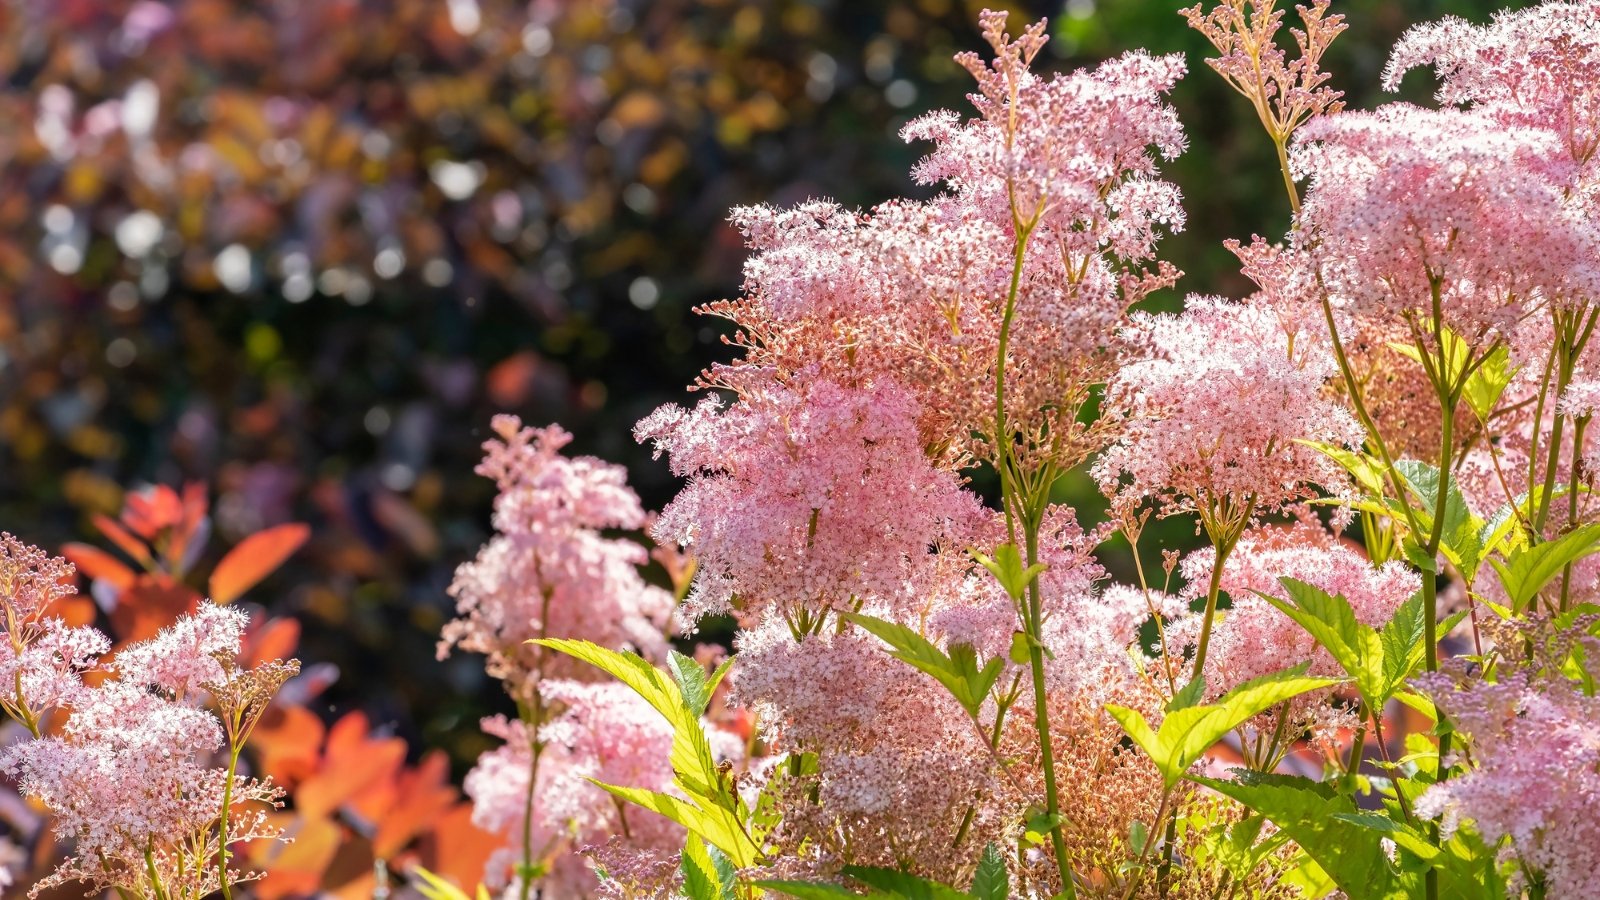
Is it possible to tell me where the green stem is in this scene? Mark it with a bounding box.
[1272,135,1300,217]
[1190,536,1237,681]
[1421,371,1456,900]
[518,696,546,900]
[1024,518,1078,900]
[217,745,240,900]
[1560,416,1591,611]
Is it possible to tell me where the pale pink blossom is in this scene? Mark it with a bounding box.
[441,415,674,689]
[1293,104,1600,342]
[465,681,681,900]
[1385,1,1600,188]
[1095,295,1360,520]
[639,379,985,624]
[112,601,249,696]
[1417,670,1600,897]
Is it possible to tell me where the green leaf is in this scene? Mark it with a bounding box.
[1395,460,1484,578]
[843,612,1000,720]
[669,649,714,717]
[682,836,722,900]
[1328,813,1438,861]
[1166,675,1205,712]
[1379,591,1428,694]
[970,543,1048,602]
[706,655,737,698]
[1197,774,1417,898]
[752,881,881,900]
[533,639,726,802]
[682,836,737,900]
[1258,579,1385,708]
[1487,522,1600,613]
[1109,665,1342,787]
[1462,342,1516,424]
[969,844,1008,900]
[410,867,487,900]
[1008,630,1032,665]
[590,782,761,868]
[841,865,971,900]
[1296,440,1387,497]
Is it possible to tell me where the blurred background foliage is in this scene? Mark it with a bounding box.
[0,0,1526,768]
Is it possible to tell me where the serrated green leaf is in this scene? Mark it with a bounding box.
[841,865,970,900]
[844,612,998,720]
[969,844,1008,900]
[1395,459,1484,578]
[590,782,760,868]
[1110,666,1341,787]
[683,836,721,900]
[1197,774,1417,898]
[706,655,737,698]
[1462,343,1515,424]
[1380,591,1428,695]
[1296,440,1387,497]
[1488,522,1600,613]
[534,639,725,802]
[971,542,1047,601]
[1328,813,1438,861]
[1166,675,1205,712]
[1259,579,1385,707]
[669,649,714,717]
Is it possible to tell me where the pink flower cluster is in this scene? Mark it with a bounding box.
[1174,521,1418,697]
[639,379,985,624]
[0,554,288,898]
[1096,296,1360,520]
[1292,104,1600,343]
[1418,670,1600,896]
[441,415,674,689]
[464,683,684,899]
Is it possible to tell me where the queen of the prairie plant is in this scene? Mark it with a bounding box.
[440,415,674,693]
[0,575,295,899]
[1417,662,1600,898]
[444,2,1600,898]
[464,683,687,900]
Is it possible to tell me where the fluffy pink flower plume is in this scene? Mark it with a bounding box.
[638,379,986,625]
[464,682,684,899]
[0,537,103,727]
[732,619,1010,881]
[1416,670,1600,897]
[2,601,285,897]
[441,415,674,688]
[1292,104,1600,345]
[908,10,1187,257]
[1384,0,1600,187]
[1095,295,1360,521]
[112,601,249,696]
[1174,522,1419,696]
[692,9,1187,473]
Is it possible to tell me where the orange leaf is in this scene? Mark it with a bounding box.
[247,813,343,900]
[92,514,153,567]
[293,713,406,819]
[209,523,310,604]
[60,543,136,593]
[371,751,461,858]
[252,704,327,787]
[244,616,302,668]
[110,574,200,644]
[417,803,500,890]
